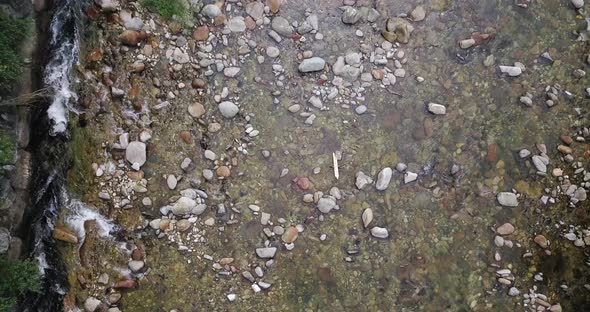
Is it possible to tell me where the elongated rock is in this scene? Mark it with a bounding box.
[362,208,373,228]
[298,57,325,73]
[255,247,277,258]
[499,65,522,77]
[497,192,518,207]
[371,226,389,238]
[376,167,392,190]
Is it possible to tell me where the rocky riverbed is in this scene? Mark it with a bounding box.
[48,0,590,311]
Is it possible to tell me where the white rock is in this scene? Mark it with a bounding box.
[499,65,522,77]
[362,208,373,228]
[572,0,584,9]
[404,171,417,184]
[125,141,146,168]
[84,297,102,312]
[128,260,144,272]
[427,103,446,115]
[298,57,326,73]
[167,175,177,190]
[355,171,373,189]
[376,167,393,191]
[227,293,237,302]
[224,67,241,78]
[255,247,277,258]
[219,101,239,118]
[460,38,476,49]
[266,46,280,58]
[371,227,389,239]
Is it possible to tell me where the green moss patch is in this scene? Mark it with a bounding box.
[0,12,32,94]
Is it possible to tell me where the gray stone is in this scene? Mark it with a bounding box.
[376,167,393,191]
[308,96,323,109]
[355,105,367,115]
[84,297,102,312]
[317,197,336,213]
[128,260,144,272]
[342,7,360,24]
[228,17,246,32]
[298,57,326,73]
[519,149,531,158]
[499,65,522,77]
[173,48,189,64]
[224,67,241,78]
[201,4,221,18]
[219,101,239,118]
[266,46,280,58]
[532,155,547,173]
[271,16,293,37]
[255,247,277,258]
[572,0,584,9]
[355,171,373,189]
[167,175,177,190]
[126,141,147,168]
[404,171,417,183]
[497,192,518,207]
[245,1,264,20]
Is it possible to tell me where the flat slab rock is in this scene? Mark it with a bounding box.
[255,247,277,258]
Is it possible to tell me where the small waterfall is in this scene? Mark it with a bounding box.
[44,0,85,136]
[22,0,90,311]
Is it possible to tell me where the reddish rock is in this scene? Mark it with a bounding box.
[131,248,144,261]
[219,258,234,265]
[294,177,311,190]
[113,279,137,289]
[179,131,193,144]
[86,49,103,62]
[534,235,548,248]
[119,30,148,46]
[282,227,299,243]
[193,26,209,41]
[245,16,256,29]
[127,170,144,181]
[471,31,494,45]
[560,135,573,145]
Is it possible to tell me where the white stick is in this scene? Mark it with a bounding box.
[333,152,339,180]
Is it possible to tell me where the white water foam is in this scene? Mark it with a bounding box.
[44,0,82,136]
[65,199,115,245]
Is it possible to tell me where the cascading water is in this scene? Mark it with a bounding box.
[22,0,90,311]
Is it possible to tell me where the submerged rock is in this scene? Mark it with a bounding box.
[497,192,518,207]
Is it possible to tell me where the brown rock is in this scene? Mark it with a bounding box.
[119,30,148,46]
[177,220,192,232]
[496,223,515,235]
[282,227,299,243]
[534,235,549,248]
[188,102,206,118]
[131,248,143,261]
[471,32,494,46]
[486,143,498,162]
[267,0,281,13]
[192,78,206,89]
[423,118,433,138]
[86,49,103,62]
[219,258,234,265]
[53,226,78,244]
[216,166,231,177]
[372,69,384,80]
[130,62,145,72]
[127,170,144,181]
[168,21,183,34]
[179,131,193,144]
[560,135,573,145]
[557,145,573,154]
[214,14,227,26]
[113,279,137,289]
[193,26,209,41]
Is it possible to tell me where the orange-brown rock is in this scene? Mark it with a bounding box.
[216,166,231,177]
[119,30,148,46]
[557,145,573,154]
[193,26,209,41]
[214,14,227,26]
[267,0,281,13]
[113,279,137,289]
[53,226,78,244]
[179,131,192,144]
[282,227,299,243]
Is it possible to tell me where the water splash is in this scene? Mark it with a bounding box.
[44,0,85,136]
[66,199,116,245]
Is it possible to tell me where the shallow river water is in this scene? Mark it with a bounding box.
[48,0,590,311]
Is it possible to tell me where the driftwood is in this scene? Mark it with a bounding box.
[0,88,52,107]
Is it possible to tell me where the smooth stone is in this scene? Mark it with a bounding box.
[532,155,547,173]
[410,5,426,21]
[572,0,584,9]
[499,65,522,77]
[355,105,367,115]
[266,46,280,57]
[84,297,102,312]
[126,142,146,168]
[271,16,293,36]
[219,101,239,118]
[298,57,326,73]
[375,167,393,191]
[534,235,549,248]
[224,67,241,77]
[202,4,221,18]
[427,103,446,115]
[167,175,177,190]
[245,1,264,20]
[228,17,246,32]
[188,102,205,118]
[362,208,373,228]
[370,227,389,239]
[128,260,144,272]
[404,171,417,183]
[496,223,515,235]
[497,192,518,207]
